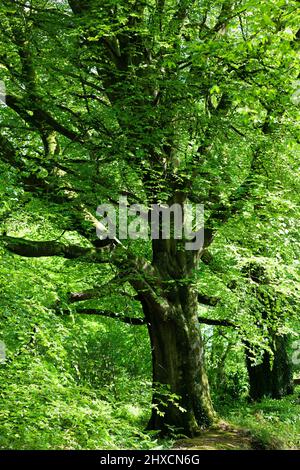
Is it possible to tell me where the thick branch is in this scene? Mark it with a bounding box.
[74,308,234,328]
[5,94,80,142]
[2,235,95,259]
[69,289,102,303]
[69,275,130,302]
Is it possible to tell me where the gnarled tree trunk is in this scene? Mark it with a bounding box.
[139,236,215,436]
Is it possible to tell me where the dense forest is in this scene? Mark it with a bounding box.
[0,0,300,451]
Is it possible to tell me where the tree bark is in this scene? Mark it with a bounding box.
[142,296,215,435]
[246,335,294,400]
[244,264,294,400]
[139,235,215,436]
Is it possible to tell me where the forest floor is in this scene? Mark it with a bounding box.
[174,422,266,450]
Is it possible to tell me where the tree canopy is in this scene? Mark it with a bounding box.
[0,0,300,447]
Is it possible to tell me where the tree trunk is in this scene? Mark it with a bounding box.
[244,265,294,400]
[142,297,215,435]
[139,234,215,436]
[246,335,294,400]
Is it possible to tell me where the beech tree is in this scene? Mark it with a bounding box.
[0,0,299,435]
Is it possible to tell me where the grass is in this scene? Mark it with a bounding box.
[218,386,300,449]
[1,353,299,450]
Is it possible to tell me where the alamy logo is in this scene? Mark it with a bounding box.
[0,341,6,364]
[291,340,300,365]
[0,80,6,105]
[291,80,300,106]
[96,197,204,251]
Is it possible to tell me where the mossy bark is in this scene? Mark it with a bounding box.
[246,335,294,400]
[143,298,215,435]
[141,236,215,436]
[243,264,294,401]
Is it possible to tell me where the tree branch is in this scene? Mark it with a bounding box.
[198,316,235,327]
[198,294,220,306]
[5,94,81,142]
[74,308,146,325]
[1,235,96,259]
[73,308,235,328]
[69,275,129,302]
[69,289,102,303]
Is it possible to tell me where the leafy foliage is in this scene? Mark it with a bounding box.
[0,0,300,448]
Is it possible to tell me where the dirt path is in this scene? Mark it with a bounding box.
[174,423,256,450]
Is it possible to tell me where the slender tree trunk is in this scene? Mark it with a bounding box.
[246,335,294,400]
